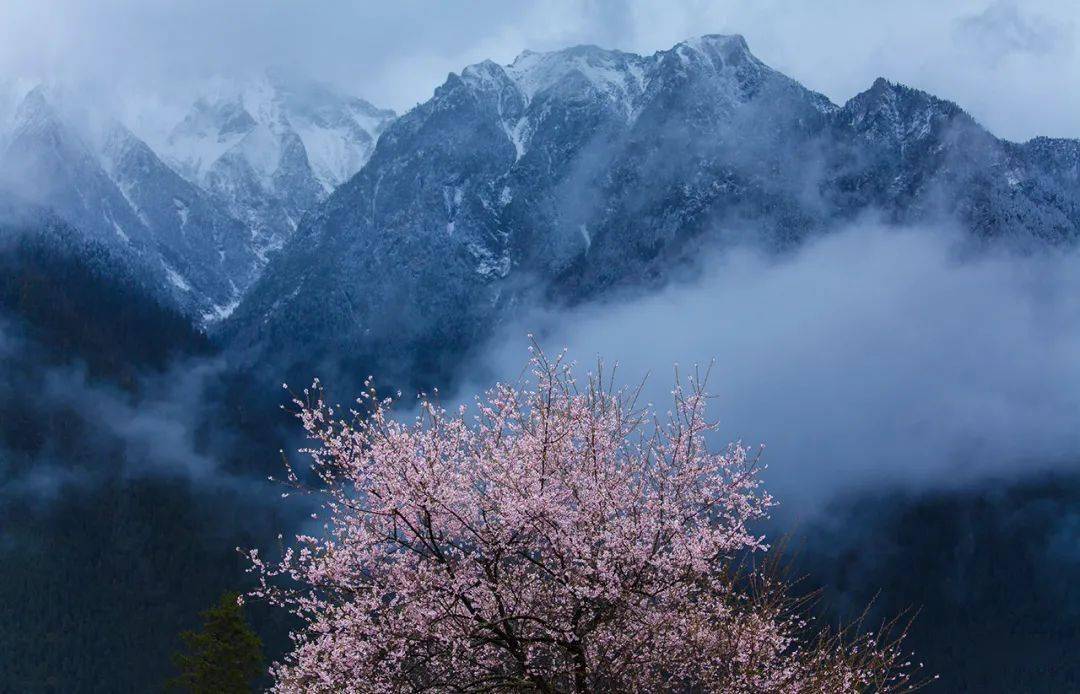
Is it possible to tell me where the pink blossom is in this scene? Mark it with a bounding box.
[250,352,920,692]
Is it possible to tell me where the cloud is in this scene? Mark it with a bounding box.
[470,222,1080,508]
[0,317,236,498]
[0,1,1078,141]
[37,360,224,479]
[955,0,1070,61]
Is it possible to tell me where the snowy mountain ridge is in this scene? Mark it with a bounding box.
[159,70,395,259]
[0,84,262,321]
[460,34,780,161]
[0,73,394,324]
[5,34,1080,355]
[224,34,1080,389]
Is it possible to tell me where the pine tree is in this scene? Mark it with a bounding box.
[170,592,264,693]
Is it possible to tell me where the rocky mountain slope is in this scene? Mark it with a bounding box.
[224,34,1080,387]
[0,87,256,320]
[159,70,396,260]
[0,75,395,323]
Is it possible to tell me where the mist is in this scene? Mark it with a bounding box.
[1,1,1078,141]
[470,221,1080,508]
[0,325,223,495]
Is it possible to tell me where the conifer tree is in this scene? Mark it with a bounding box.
[170,592,264,693]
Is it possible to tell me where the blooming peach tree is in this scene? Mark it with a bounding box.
[248,352,920,692]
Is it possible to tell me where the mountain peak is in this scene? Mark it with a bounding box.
[172,95,255,144]
[848,76,964,117]
[870,76,892,91]
[685,33,750,53]
[675,34,756,65]
[842,76,974,147]
[13,85,59,129]
[461,59,513,91]
[504,43,647,104]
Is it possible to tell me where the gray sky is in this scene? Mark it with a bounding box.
[1,0,1078,140]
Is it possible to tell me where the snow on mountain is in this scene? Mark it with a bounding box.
[5,35,1079,372]
[225,34,1080,390]
[505,45,648,114]
[164,94,256,183]
[99,123,261,321]
[0,78,38,150]
[222,34,843,383]
[0,86,158,252]
[0,71,394,323]
[268,68,396,192]
[158,70,395,258]
[0,85,260,321]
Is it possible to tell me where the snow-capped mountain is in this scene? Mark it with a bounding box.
[1,86,152,251]
[225,34,1080,388]
[0,85,260,321]
[4,36,1079,374]
[159,70,395,259]
[99,123,261,320]
[0,73,395,324]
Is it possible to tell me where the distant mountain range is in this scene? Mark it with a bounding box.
[160,69,395,261]
[0,71,394,323]
[3,35,1080,386]
[224,35,1080,387]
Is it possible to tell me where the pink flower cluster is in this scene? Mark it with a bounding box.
[249,353,919,692]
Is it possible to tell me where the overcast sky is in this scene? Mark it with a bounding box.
[1,0,1077,141]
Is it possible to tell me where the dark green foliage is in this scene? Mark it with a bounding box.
[0,209,288,692]
[170,593,265,693]
[0,211,210,386]
[803,474,1080,693]
[0,479,284,693]
[0,376,288,688]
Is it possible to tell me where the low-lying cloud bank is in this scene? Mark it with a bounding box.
[0,316,256,501]
[473,223,1080,507]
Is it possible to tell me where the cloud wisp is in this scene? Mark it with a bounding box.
[0,1,1077,141]
[471,223,1080,507]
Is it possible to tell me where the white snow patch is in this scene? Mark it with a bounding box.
[111,220,130,243]
[579,224,591,251]
[499,186,513,206]
[159,71,392,196]
[505,47,649,123]
[461,61,507,93]
[442,186,458,214]
[116,180,151,227]
[468,242,511,279]
[501,118,529,161]
[202,297,240,323]
[293,120,373,193]
[164,118,248,184]
[233,123,283,192]
[173,198,189,227]
[509,50,635,102]
[165,266,193,292]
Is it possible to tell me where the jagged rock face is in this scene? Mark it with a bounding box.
[826,78,1080,243]
[225,34,1080,387]
[0,87,261,321]
[0,75,394,325]
[163,71,396,259]
[1,88,156,252]
[100,125,261,321]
